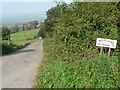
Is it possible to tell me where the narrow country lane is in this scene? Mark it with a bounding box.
[2,40,43,88]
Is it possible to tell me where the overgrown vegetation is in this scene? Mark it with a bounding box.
[2,44,22,55]
[34,38,119,88]
[35,2,119,88]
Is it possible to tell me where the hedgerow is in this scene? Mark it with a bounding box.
[35,2,120,88]
[39,2,119,59]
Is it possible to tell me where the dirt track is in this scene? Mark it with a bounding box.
[2,40,43,88]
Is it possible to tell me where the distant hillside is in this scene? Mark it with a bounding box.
[1,13,46,27]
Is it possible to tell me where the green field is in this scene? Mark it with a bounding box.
[2,29,39,55]
[11,29,39,41]
[3,29,39,45]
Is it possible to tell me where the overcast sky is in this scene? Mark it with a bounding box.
[1,0,73,2]
[2,2,56,16]
[0,0,73,20]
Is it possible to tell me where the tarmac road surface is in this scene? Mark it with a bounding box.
[2,40,43,88]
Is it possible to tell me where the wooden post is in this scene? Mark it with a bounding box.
[108,48,111,60]
[100,47,103,55]
[8,37,10,45]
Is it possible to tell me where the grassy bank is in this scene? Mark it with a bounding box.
[34,2,119,88]
[34,38,119,88]
[2,29,39,55]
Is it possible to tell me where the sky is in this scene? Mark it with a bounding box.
[1,2,56,20]
[1,0,73,18]
[0,0,73,25]
[2,2,56,18]
[1,0,73,2]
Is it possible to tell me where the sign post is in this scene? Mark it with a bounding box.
[100,47,103,55]
[108,48,111,60]
[96,38,117,59]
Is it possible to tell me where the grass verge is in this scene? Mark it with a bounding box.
[34,38,119,88]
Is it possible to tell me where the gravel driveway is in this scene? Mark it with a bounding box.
[2,40,43,88]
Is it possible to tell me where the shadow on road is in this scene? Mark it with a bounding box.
[15,49,35,54]
[3,49,35,56]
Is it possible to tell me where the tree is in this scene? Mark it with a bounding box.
[9,25,19,33]
[38,21,46,38]
[2,26,10,40]
[23,24,29,30]
[32,20,39,26]
[43,2,68,37]
[28,20,38,29]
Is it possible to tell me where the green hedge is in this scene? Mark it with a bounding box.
[35,2,120,88]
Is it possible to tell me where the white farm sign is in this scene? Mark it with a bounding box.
[96,38,117,49]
